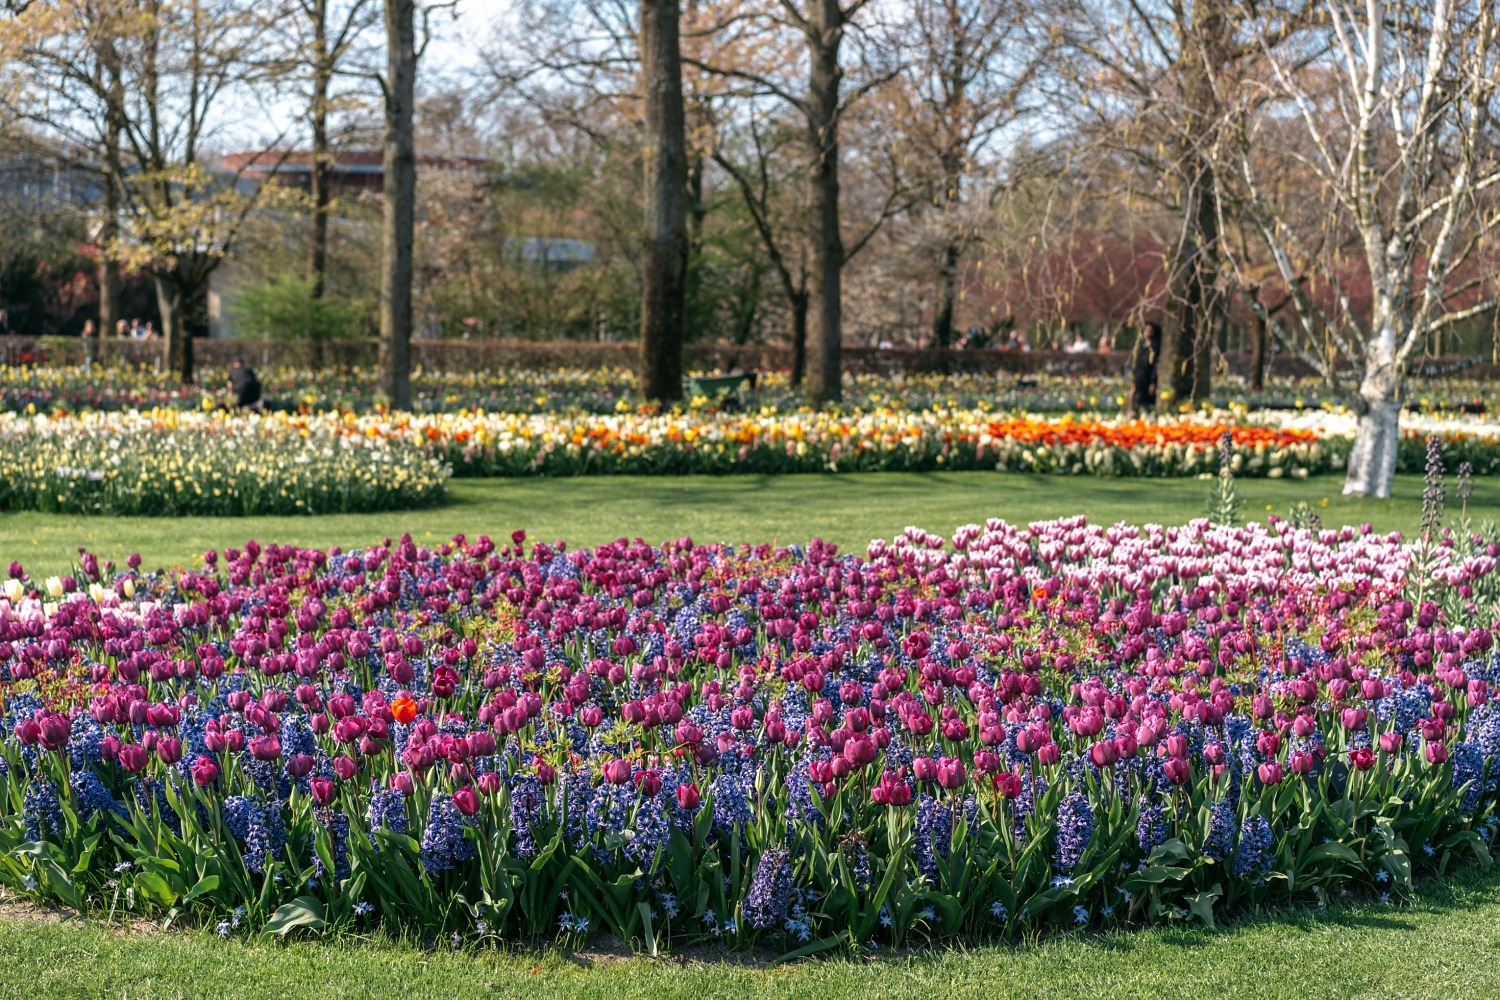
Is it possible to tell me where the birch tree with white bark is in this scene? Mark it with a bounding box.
[1225,0,1500,497]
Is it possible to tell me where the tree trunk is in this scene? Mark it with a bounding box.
[380,0,416,410]
[932,238,959,348]
[1249,309,1267,391]
[1343,364,1401,498]
[804,0,845,407]
[638,0,688,403]
[98,34,124,343]
[790,292,808,386]
[154,276,194,385]
[98,259,121,342]
[309,0,332,301]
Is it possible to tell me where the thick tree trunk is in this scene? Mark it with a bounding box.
[1157,265,1197,411]
[1249,309,1267,391]
[804,0,845,407]
[1343,370,1401,498]
[154,276,194,385]
[98,37,124,343]
[309,0,332,301]
[380,0,416,410]
[638,0,688,403]
[98,259,121,342]
[932,238,959,348]
[790,292,808,386]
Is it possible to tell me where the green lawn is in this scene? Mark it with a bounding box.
[2,865,1500,999]
[3,471,1492,578]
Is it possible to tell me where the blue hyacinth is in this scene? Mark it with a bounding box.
[419,793,476,876]
[744,846,793,930]
[22,779,63,842]
[1054,791,1095,872]
[1204,798,1236,861]
[366,788,409,846]
[1136,793,1166,856]
[1232,815,1275,880]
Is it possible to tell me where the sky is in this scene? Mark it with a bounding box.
[220,0,516,149]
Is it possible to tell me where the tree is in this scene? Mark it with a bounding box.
[1055,0,1293,409]
[712,113,811,378]
[272,0,377,300]
[377,0,451,409]
[886,0,1046,348]
[699,0,891,404]
[2,0,283,382]
[638,0,688,402]
[1223,0,1500,496]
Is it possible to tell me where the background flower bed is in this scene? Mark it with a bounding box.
[0,412,448,516]
[0,510,1497,952]
[4,364,1498,417]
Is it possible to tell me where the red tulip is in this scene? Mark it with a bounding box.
[309,776,337,805]
[992,771,1023,799]
[676,782,701,810]
[602,758,632,785]
[1163,756,1190,785]
[935,757,967,791]
[117,743,149,773]
[453,786,480,816]
[1349,747,1376,771]
[190,755,219,787]
[1425,741,1449,765]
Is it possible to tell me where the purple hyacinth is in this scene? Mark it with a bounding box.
[1231,814,1274,880]
[419,793,476,876]
[744,846,793,930]
[1136,793,1166,856]
[1054,791,1095,872]
[22,779,63,842]
[1204,798,1236,861]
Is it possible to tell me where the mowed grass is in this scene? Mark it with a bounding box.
[2,866,1500,1000]
[4,471,1496,578]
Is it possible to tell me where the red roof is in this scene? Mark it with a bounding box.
[221,149,489,176]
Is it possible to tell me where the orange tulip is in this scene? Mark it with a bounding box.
[391,696,417,725]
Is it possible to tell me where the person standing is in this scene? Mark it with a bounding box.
[1129,322,1162,416]
[81,319,99,371]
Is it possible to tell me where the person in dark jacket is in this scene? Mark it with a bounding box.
[228,358,263,411]
[1129,322,1162,416]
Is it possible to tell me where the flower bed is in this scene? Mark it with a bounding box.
[0,516,1497,950]
[0,411,448,516]
[420,409,1335,478]
[5,364,1498,417]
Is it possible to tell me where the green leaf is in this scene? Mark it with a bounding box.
[133,871,178,909]
[1302,842,1362,866]
[262,896,326,937]
[40,860,83,910]
[182,875,221,903]
[1122,865,1190,891]
[1186,885,1221,927]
